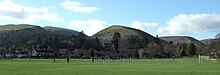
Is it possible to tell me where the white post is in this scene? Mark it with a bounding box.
[198,55,201,64]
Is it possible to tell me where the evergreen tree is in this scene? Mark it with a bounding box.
[128,35,137,49]
[188,43,196,57]
[180,48,187,57]
[112,32,121,52]
[134,49,139,58]
[94,37,102,51]
[90,49,95,62]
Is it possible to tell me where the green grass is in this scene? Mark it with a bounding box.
[0,58,220,75]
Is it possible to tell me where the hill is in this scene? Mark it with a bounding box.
[92,25,165,51]
[201,39,214,45]
[0,24,48,49]
[0,24,88,51]
[159,36,205,46]
[43,26,85,37]
[201,38,220,46]
[0,24,42,31]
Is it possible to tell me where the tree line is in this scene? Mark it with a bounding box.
[1,30,220,59]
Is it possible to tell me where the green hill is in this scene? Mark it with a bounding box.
[201,39,213,46]
[92,25,165,51]
[0,24,41,31]
[43,26,85,37]
[93,25,159,40]
[159,36,205,46]
[0,24,48,49]
[0,24,87,51]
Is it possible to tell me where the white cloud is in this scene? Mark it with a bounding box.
[60,0,98,13]
[69,14,220,37]
[0,0,63,22]
[131,14,220,36]
[131,20,160,31]
[48,6,56,9]
[158,14,220,35]
[68,19,111,36]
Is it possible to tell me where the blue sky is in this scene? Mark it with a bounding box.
[0,0,220,40]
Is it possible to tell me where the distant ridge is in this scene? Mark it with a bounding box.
[201,38,217,45]
[159,36,205,46]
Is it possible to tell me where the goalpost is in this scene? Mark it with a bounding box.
[198,55,217,63]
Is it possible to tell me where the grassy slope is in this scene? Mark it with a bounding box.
[201,38,219,45]
[0,24,38,31]
[93,25,156,40]
[0,24,48,48]
[43,26,81,36]
[92,25,162,50]
[159,36,205,46]
[93,25,136,40]
[0,59,220,75]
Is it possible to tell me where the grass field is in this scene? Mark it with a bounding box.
[0,58,220,75]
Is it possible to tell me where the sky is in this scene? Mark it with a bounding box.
[0,0,220,40]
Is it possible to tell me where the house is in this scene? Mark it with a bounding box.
[73,49,93,58]
[73,49,110,59]
[156,50,171,58]
[5,54,16,58]
[95,51,110,59]
[103,43,113,51]
[210,50,220,58]
[32,50,54,58]
[0,55,4,58]
[15,50,29,58]
[58,49,68,55]
[55,49,69,58]
[4,49,29,58]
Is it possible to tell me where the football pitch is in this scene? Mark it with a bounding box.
[0,58,220,75]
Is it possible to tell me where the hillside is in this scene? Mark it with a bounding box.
[0,24,41,31]
[159,36,205,46]
[0,24,48,49]
[44,26,84,37]
[0,24,88,50]
[201,38,218,45]
[93,25,158,40]
[92,25,165,51]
